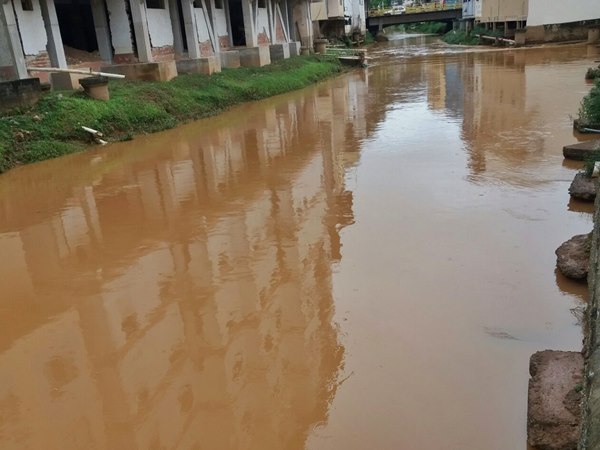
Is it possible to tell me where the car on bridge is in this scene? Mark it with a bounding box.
[383,5,406,15]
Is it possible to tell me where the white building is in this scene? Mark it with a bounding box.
[0,0,313,83]
[311,0,366,39]
[527,0,600,26]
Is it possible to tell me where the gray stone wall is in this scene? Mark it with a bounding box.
[581,192,600,449]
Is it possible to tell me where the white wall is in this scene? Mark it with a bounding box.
[352,0,365,32]
[462,0,473,18]
[12,0,46,55]
[0,24,12,66]
[215,8,228,36]
[194,8,211,42]
[146,4,175,47]
[106,0,134,54]
[528,0,600,26]
[257,7,269,40]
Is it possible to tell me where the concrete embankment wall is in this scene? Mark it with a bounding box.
[526,23,590,44]
[581,193,600,449]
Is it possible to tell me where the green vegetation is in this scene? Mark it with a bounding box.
[405,22,447,34]
[442,29,480,45]
[442,26,503,45]
[0,55,343,173]
[578,79,600,127]
[586,67,600,81]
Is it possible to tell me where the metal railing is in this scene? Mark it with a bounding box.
[368,2,462,17]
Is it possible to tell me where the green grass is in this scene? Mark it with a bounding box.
[0,55,343,173]
[579,79,600,126]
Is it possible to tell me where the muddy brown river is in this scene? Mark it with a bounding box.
[1,36,599,449]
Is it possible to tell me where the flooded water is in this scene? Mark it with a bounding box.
[1,35,599,450]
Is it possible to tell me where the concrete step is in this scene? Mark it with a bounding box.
[563,139,600,160]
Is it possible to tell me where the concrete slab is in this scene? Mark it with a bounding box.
[527,350,583,450]
[563,139,600,160]
[289,41,301,56]
[220,50,241,69]
[269,43,290,61]
[239,46,271,67]
[176,57,221,75]
[101,60,178,82]
[0,78,42,112]
[50,72,84,90]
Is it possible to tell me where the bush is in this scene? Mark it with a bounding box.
[579,79,600,125]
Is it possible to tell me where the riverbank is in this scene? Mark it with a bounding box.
[0,55,343,174]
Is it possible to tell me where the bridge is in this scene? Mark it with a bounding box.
[367,4,463,33]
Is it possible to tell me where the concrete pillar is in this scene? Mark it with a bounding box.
[169,0,185,54]
[514,28,526,46]
[39,0,68,68]
[181,0,201,58]
[0,1,28,79]
[91,0,113,62]
[224,0,233,46]
[128,0,153,62]
[588,26,600,44]
[241,0,257,47]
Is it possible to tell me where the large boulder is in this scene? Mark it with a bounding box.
[556,234,590,280]
[527,350,583,450]
[375,32,389,42]
[569,172,597,201]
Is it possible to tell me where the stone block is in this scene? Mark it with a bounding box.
[589,26,600,44]
[269,43,290,61]
[514,29,526,47]
[50,72,84,90]
[239,46,271,67]
[79,76,110,101]
[289,41,301,56]
[176,56,221,75]
[220,50,241,69]
[527,350,583,450]
[101,60,178,82]
[0,78,42,112]
[563,139,600,160]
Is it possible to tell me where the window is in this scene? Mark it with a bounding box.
[146,0,165,9]
[214,0,223,9]
[21,0,33,11]
[257,0,266,9]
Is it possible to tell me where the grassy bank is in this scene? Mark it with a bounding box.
[0,55,343,174]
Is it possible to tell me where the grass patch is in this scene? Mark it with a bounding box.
[0,55,343,173]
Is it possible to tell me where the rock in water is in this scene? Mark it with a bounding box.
[375,33,389,42]
[527,350,583,450]
[556,234,590,280]
[569,172,596,201]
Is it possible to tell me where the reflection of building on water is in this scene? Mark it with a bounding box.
[0,75,369,450]
[458,51,546,180]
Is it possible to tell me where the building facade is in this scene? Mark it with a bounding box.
[0,0,316,83]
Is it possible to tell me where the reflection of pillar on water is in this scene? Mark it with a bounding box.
[0,76,380,449]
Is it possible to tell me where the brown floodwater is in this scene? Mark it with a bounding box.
[0,36,598,450]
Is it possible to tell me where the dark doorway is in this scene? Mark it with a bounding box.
[55,0,98,53]
[228,0,246,46]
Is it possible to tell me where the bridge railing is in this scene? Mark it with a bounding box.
[368,1,462,17]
